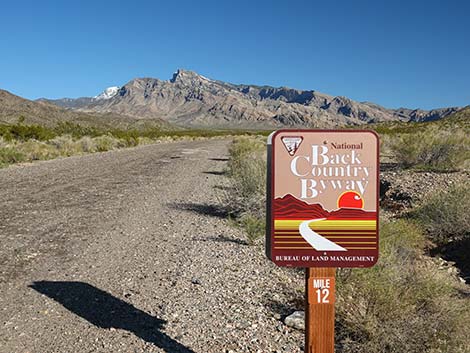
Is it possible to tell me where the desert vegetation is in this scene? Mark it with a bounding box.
[389,127,468,171]
[223,114,470,352]
[410,183,470,246]
[336,220,470,353]
[224,136,267,244]
[378,108,470,171]
[0,120,268,168]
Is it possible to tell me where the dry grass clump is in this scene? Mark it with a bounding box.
[390,127,469,171]
[18,140,60,160]
[137,136,155,145]
[49,135,83,156]
[337,220,470,353]
[93,135,121,152]
[410,183,470,246]
[79,136,98,153]
[0,135,130,168]
[225,136,266,244]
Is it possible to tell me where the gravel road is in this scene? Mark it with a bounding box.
[0,139,304,353]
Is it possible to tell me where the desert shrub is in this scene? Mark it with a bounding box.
[336,220,470,353]
[0,147,26,166]
[77,136,97,153]
[49,135,82,156]
[390,127,469,171]
[0,136,9,148]
[238,214,265,245]
[122,136,139,147]
[0,123,56,141]
[137,136,155,145]
[54,121,103,138]
[224,136,266,243]
[18,140,60,161]
[226,137,266,216]
[410,183,470,245]
[93,135,119,152]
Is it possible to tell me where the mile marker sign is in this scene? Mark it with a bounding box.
[266,129,380,267]
[266,130,379,353]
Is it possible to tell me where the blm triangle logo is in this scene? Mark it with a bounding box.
[281,136,303,156]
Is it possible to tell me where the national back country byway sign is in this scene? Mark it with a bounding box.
[266,130,379,268]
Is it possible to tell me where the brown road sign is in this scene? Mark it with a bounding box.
[266,130,380,268]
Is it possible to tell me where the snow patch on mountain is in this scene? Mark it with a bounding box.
[94,86,120,100]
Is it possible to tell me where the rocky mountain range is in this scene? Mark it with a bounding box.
[37,69,460,129]
[0,69,462,130]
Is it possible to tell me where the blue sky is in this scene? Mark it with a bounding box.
[0,0,469,109]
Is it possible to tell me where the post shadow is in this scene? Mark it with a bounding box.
[168,202,233,219]
[29,281,195,353]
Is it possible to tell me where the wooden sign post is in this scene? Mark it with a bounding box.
[305,268,335,353]
[266,130,379,353]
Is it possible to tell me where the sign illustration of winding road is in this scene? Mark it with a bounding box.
[266,130,379,267]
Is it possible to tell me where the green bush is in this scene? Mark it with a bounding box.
[239,214,265,245]
[337,220,470,353]
[410,183,470,245]
[0,123,56,141]
[0,147,26,167]
[390,128,469,171]
[53,121,103,138]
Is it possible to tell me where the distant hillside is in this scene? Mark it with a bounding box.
[371,105,470,135]
[38,86,121,109]
[0,89,169,130]
[37,97,95,109]
[39,69,460,129]
[442,106,470,125]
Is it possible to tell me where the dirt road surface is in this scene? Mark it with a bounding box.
[0,139,303,353]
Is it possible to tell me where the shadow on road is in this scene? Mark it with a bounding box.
[193,234,248,246]
[29,281,194,353]
[202,171,226,176]
[169,202,232,219]
[208,157,229,162]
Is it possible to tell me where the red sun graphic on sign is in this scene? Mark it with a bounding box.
[337,191,364,209]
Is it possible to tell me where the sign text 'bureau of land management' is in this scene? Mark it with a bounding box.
[266,130,380,268]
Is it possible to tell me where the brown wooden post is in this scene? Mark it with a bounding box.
[305,267,336,353]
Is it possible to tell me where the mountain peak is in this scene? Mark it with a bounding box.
[170,69,212,84]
